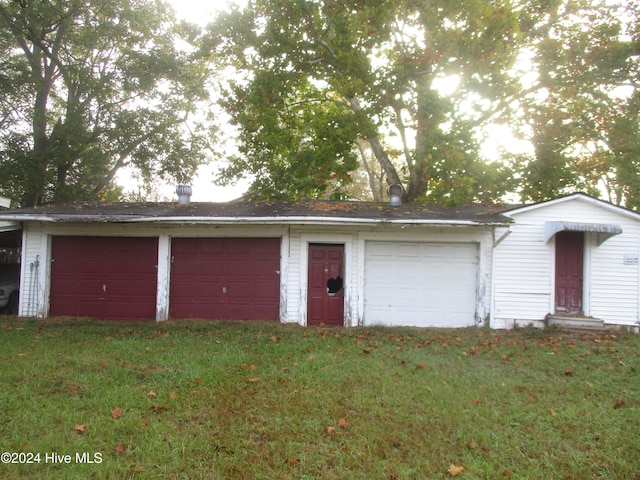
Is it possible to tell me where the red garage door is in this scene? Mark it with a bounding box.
[50,236,158,319]
[170,238,280,320]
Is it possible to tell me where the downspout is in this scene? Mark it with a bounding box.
[28,255,40,317]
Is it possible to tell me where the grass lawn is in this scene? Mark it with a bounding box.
[0,317,638,480]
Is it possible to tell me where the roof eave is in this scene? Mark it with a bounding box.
[503,193,640,220]
[0,214,511,227]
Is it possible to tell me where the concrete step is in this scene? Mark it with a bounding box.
[545,315,608,332]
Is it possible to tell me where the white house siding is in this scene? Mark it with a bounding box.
[492,196,640,329]
[589,230,639,324]
[18,223,47,317]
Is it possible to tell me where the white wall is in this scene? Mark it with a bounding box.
[18,221,497,327]
[287,224,494,327]
[492,197,640,328]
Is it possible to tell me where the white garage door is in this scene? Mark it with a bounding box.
[364,241,479,327]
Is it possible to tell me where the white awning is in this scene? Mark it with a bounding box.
[545,221,623,245]
[0,221,20,233]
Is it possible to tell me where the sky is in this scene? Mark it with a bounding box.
[166,0,225,26]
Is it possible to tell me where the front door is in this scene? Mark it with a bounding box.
[307,244,344,326]
[555,231,584,314]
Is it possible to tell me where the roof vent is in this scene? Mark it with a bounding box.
[176,185,192,205]
[387,184,403,207]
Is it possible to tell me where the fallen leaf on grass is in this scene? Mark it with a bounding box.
[111,407,123,419]
[326,426,336,433]
[147,390,157,398]
[73,424,86,433]
[114,443,127,453]
[132,466,146,473]
[248,377,261,383]
[447,464,465,476]
[613,399,626,409]
[169,391,179,399]
[338,418,348,428]
[549,408,557,416]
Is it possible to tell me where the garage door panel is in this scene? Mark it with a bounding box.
[50,236,158,319]
[170,237,280,320]
[364,241,478,328]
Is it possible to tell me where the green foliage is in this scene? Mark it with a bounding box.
[513,0,640,206]
[0,0,215,206]
[207,0,546,204]
[208,0,639,207]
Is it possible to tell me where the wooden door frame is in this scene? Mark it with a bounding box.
[552,231,592,316]
[299,235,352,327]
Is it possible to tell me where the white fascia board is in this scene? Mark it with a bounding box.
[505,193,640,221]
[125,216,509,227]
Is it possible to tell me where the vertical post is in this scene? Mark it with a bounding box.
[156,234,171,321]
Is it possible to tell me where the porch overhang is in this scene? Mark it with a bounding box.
[544,221,623,245]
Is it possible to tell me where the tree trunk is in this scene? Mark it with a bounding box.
[349,97,403,191]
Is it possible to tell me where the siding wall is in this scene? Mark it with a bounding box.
[18,223,47,317]
[492,198,640,328]
[286,224,494,326]
[18,221,496,327]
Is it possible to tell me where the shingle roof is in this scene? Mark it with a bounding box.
[0,200,513,225]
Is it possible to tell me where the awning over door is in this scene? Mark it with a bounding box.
[545,221,622,245]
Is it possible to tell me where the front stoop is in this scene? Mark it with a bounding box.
[545,314,607,332]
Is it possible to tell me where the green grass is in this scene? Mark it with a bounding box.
[0,318,638,479]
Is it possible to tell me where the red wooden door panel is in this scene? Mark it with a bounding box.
[307,244,344,326]
[170,237,280,320]
[49,236,158,319]
[555,231,584,314]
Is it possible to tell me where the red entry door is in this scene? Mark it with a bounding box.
[307,244,344,326]
[555,231,584,314]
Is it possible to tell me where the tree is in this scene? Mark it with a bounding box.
[0,0,214,206]
[205,0,557,204]
[510,0,640,207]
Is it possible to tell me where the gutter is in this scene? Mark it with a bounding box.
[0,214,512,227]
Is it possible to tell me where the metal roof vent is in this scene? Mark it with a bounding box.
[176,185,192,205]
[387,184,403,207]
